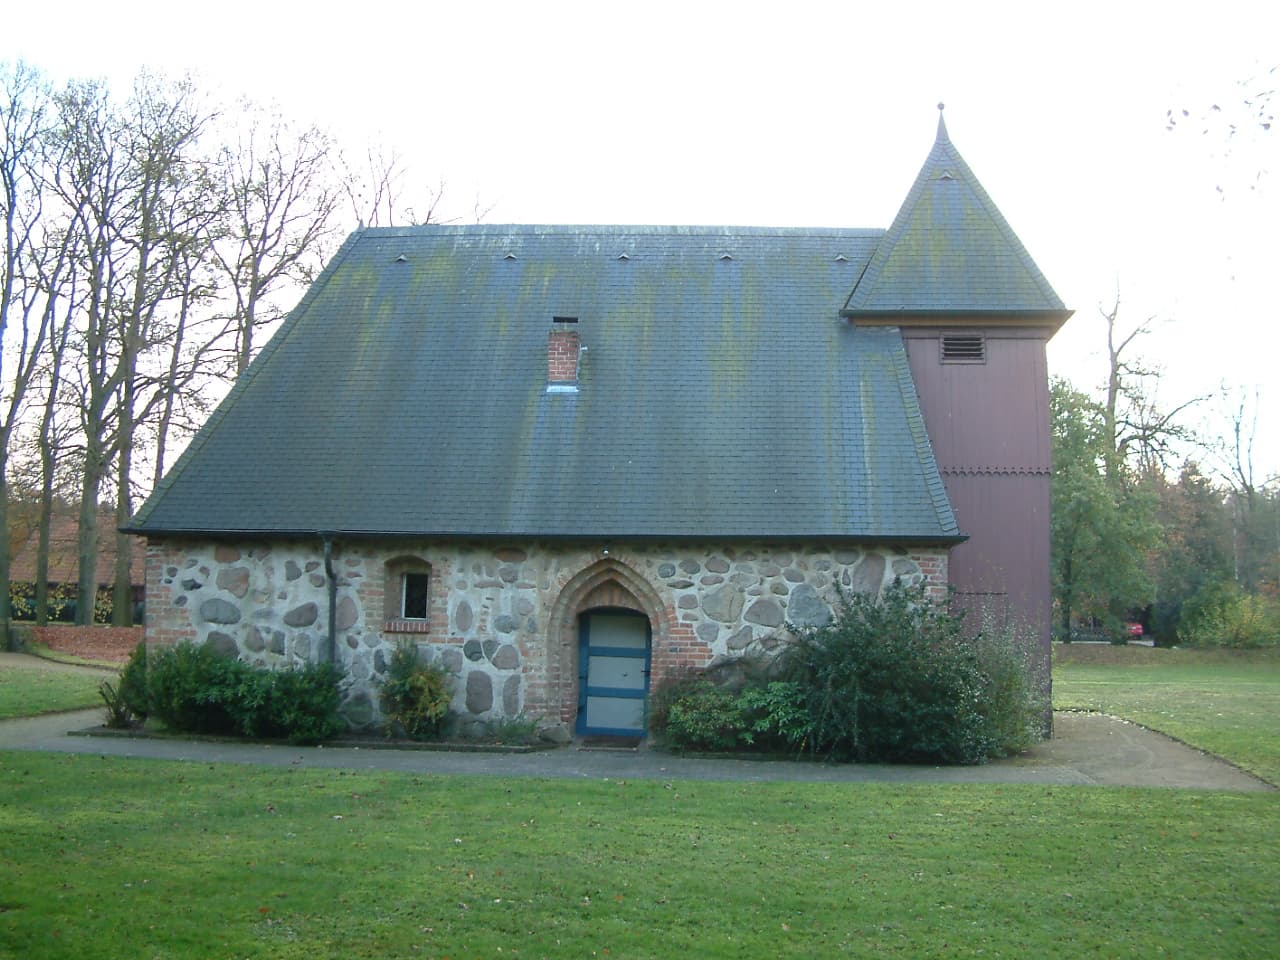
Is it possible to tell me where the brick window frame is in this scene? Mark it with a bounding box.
[384,555,432,634]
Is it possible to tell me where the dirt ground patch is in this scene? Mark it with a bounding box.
[29,626,140,665]
[0,651,116,674]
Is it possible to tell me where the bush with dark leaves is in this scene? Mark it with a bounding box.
[777,581,995,764]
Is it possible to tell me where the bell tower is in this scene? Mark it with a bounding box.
[843,106,1072,702]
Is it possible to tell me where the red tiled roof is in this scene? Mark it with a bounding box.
[9,508,146,587]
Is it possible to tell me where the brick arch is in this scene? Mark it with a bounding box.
[579,580,646,614]
[543,558,671,725]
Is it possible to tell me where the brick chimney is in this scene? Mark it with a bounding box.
[547,316,581,390]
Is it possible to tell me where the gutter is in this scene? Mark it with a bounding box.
[126,527,968,546]
[322,535,337,665]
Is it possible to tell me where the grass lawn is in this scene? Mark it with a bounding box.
[0,662,109,720]
[0,752,1276,960]
[1053,646,1280,785]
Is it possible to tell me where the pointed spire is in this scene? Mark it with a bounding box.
[842,110,1070,325]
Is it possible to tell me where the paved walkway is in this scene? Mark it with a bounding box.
[1,651,1270,790]
[0,705,1269,791]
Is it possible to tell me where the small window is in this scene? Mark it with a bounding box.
[385,556,432,633]
[402,571,430,619]
[940,333,985,363]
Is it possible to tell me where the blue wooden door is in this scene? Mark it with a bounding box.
[577,610,651,736]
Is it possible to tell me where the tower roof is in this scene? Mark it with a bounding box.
[843,108,1070,325]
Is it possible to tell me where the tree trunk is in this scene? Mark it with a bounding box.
[152,260,196,487]
[35,304,69,626]
[1059,555,1073,643]
[0,454,10,649]
[112,378,134,626]
[76,438,105,626]
[34,470,53,625]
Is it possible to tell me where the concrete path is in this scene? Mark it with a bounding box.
[0,705,1270,791]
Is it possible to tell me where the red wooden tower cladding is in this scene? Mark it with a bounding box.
[842,107,1072,703]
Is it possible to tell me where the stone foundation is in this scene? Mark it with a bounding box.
[144,538,948,732]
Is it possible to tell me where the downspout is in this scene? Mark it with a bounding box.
[322,535,337,664]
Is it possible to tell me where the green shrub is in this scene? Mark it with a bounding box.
[649,588,1046,763]
[1180,582,1280,649]
[972,625,1048,756]
[98,679,134,728]
[143,641,345,742]
[8,581,77,622]
[739,681,812,752]
[646,670,695,737]
[379,642,454,739]
[482,714,540,745]
[117,643,150,720]
[242,662,346,743]
[145,642,243,734]
[652,678,749,753]
[777,582,994,764]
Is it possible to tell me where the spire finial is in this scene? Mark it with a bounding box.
[936,102,949,143]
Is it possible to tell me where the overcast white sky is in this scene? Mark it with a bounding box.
[6,1,1279,478]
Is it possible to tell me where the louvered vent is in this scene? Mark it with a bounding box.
[940,334,985,363]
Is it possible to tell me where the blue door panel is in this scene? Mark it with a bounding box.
[577,609,652,736]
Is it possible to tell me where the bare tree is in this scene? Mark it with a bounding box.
[1210,388,1279,591]
[49,78,126,625]
[336,142,448,229]
[3,65,469,634]
[0,61,53,645]
[149,239,222,487]
[213,106,341,377]
[31,285,79,624]
[109,76,220,624]
[50,74,217,624]
[1100,294,1202,482]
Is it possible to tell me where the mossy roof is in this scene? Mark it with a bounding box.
[129,116,1070,543]
[843,114,1069,321]
[128,224,961,541]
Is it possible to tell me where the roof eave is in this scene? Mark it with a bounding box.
[126,525,969,547]
[842,308,1073,333]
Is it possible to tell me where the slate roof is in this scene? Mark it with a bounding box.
[844,113,1069,320]
[128,224,962,542]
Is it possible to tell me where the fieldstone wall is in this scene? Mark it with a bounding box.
[144,538,947,734]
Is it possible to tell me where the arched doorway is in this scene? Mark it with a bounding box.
[544,558,668,732]
[576,607,651,736]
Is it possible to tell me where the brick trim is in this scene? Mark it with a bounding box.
[384,618,431,634]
